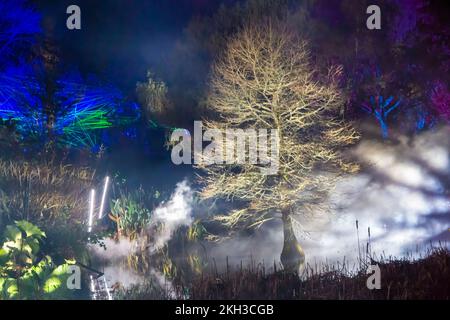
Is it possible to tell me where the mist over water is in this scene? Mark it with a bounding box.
[93,127,449,287]
[91,180,195,288]
[309,127,450,264]
[148,180,194,252]
[208,127,450,270]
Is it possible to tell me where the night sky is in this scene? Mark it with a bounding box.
[34,0,233,94]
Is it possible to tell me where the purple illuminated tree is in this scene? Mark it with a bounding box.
[430,81,450,123]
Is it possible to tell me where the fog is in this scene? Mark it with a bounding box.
[207,127,450,270]
[93,127,449,287]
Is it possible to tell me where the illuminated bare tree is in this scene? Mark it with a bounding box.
[198,21,360,272]
[136,71,173,124]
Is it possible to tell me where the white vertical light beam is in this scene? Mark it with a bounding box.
[88,189,95,232]
[103,275,113,300]
[98,176,110,219]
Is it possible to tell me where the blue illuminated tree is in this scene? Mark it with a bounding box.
[0,0,43,144]
[0,70,141,150]
[0,2,143,152]
[53,73,141,150]
[361,95,401,139]
[0,65,45,140]
[0,0,41,69]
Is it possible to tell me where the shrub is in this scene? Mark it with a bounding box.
[0,220,77,299]
[109,187,161,238]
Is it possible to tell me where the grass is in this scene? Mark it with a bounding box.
[0,158,95,224]
[0,158,98,268]
[0,157,101,299]
[116,247,450,300]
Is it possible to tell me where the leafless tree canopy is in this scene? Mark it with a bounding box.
[136,72,173,123]
[198,21,360,231]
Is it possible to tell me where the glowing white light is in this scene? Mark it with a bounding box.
[90,275,97,300]
[103,275,113,300]
[98,176,110,219]
[88,189,95,233]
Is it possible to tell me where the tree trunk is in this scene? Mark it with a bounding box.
[280,208,305,273]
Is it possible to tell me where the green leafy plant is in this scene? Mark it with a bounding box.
[0,220,76,300]
[110,187,161,238]
[187,220,207,242]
